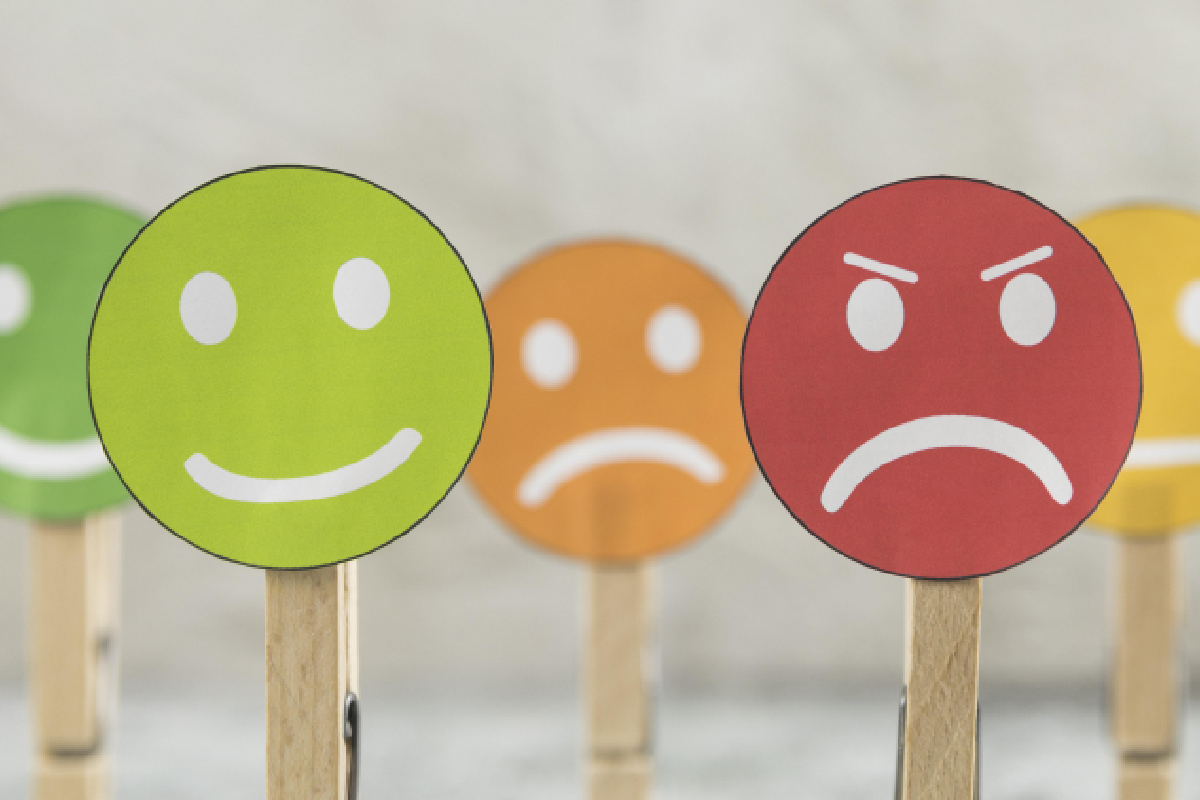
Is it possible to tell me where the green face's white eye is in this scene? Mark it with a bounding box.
[522,319,577,389]
[847,278,903,352]
[0,264,31,335]
[1177,279,1200,347]
[180,272,237,345]
[334,257,390,330]
[646,305,702,373]
[1000,273,1055,346]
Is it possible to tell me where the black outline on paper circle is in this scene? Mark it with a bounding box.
[463,236,757,564]
[739,175,1144,580]
[86,164,494,571]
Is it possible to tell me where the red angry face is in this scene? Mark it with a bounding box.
[741,177,1141,578]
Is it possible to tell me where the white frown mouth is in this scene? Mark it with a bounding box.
[0,424,111,480]
[1124,438,1200,469]
[185,428,422,503]
[821,414,1073,513]
[517,427,725,509]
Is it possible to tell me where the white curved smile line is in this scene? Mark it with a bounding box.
[1124,437,1200,469]
[821,414,1073,513]
[0,424,110,480]
[185,428,422,503]
[517,427,725,509]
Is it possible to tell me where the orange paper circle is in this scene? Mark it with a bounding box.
[469,241,754,561]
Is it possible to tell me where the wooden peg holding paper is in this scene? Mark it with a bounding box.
[586,562,651,800]
[30,512,121,800]
[899,578,980,800]
[266,562,359,800]
[1113,536,1180,799]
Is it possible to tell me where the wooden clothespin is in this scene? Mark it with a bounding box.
[896,578,980,799]
[86,166,493,800]
[742,177,1142,799]
[467,241,754,800]
[1113,536,1179,800]
[30,512,121,800]
[266,562,359,800]
[586,562,651,799]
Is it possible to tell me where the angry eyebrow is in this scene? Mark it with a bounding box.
[980,245,1052,282]
[843,252,918,284]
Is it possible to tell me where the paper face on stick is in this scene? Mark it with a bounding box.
[468,241,754,561]
[0,198,143,519]
[742,177,1141,579]
[1080,206,1200,533]
[88,166,492,568]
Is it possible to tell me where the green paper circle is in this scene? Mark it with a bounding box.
[0,197,142,519]
[88,167,492,568]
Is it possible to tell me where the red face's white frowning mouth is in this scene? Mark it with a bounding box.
[821,414,1073,512]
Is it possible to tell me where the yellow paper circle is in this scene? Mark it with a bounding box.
[1080,206,1200,534]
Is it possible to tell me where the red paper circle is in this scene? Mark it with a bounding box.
[742,177,1141,578]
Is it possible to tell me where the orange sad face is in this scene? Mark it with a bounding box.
[468,241,754,561]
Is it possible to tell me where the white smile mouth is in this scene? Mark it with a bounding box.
[185,428,422,503]
[0,424,111,480]
[821,414,1072,513]
[1124,438,1200,469]
[517,426,725,509]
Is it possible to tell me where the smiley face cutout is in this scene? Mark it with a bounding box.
[468,241,754,561]
[0,197,143,519]
[1080,206,1200,533]
[88,167,492,569]
[742,177,1141,579]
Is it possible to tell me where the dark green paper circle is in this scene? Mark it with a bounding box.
[0,197,142,519]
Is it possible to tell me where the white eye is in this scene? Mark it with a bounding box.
[846,278,903,351]
[0,265,31,335]
[180,272,236,345]
[334,257,390,330]
[1000,273,1055,346]
[646,305,702,373]
[1176,279,1200,346]
[522,319,577,389]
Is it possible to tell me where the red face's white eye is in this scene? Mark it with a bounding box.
[1176,279,1200,347]
[1000,273,1055,346]
[646,305,702,373]
[846,278,903,352]
[522,319,577,389]
[0,264,31,335]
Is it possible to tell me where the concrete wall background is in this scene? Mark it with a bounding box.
[2,0,1200,692]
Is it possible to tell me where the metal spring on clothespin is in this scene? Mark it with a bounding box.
[344,691,359,800]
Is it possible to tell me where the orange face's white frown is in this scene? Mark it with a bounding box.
[469,241,753,561]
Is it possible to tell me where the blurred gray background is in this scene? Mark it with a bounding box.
[3,1,1200,797]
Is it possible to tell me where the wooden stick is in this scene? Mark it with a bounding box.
[1115,535,1180,800]
[899,577,981,800]
[266,561,359,800]
[586,561,651,800]
[30,512,121,800]
[1119,758,1176,800]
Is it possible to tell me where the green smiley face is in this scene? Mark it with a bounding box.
[88,167,492,568]
[0,197,142,519]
